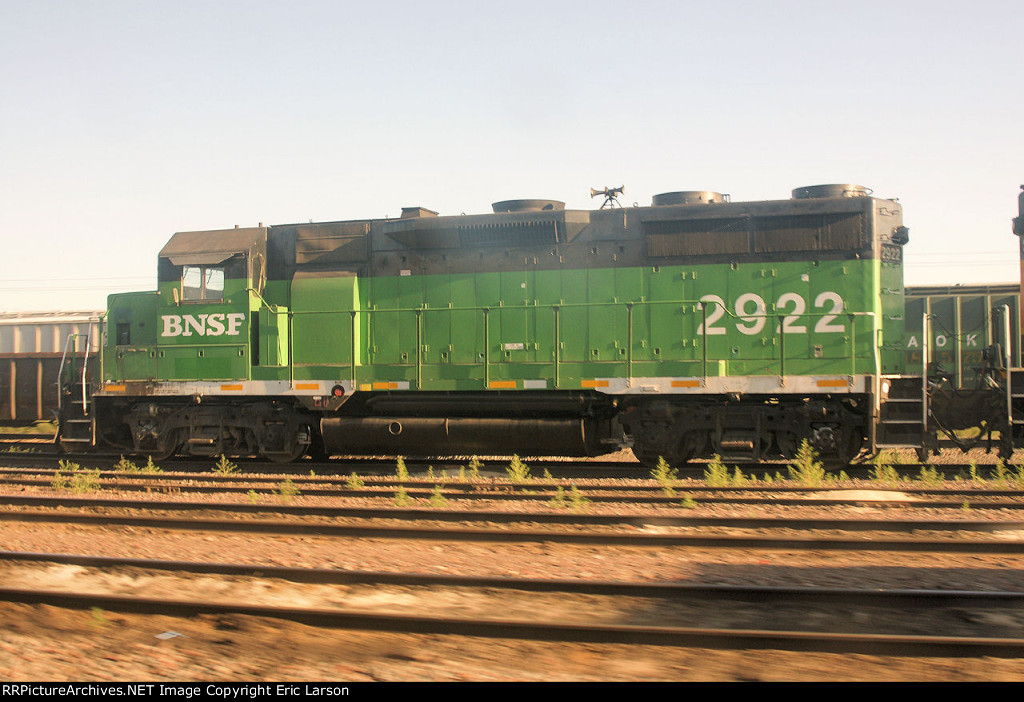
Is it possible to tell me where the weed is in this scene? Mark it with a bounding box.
[679,493,697,509]
[732,466,748,486]
[345,472,365,490]
[70,468,101,493]
[568,484,590,512]
[458,465,466,481]
[275,478,300,502]
[396,456,409,482]
[426,465,435,481]
[650,456,678,496]
[468,456,483,479]
[506,454,531,483]
[115,455,162,474]
[871,453,900,486]
[543,468,554,481]
[213,455,238,475]
[52,459,99,492]
[50,470,69,490]
[549,485,567,509]
[968,460,985,484]
[704,455,730,487]
[962,500,971,511]
[246,489,260,504]
[114,455,137,472]
[762,473,773,484]
[429,485,448,508]
[90,607,110,629]
[4,445,36,453]
[309,469,317,478]
[993,460,1009,487]
[787,440,825,487]
[394,485,414,507]
[916,464,944,488]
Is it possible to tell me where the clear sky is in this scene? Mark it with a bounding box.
[1,0,1021,311]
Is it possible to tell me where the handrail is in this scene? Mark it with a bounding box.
[80,324,92,414]
[56,335,74,415]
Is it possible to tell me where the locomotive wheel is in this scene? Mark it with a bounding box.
[631,446,664,468]
[631,434,696,469]
[262,426,310,463]
[264,445,307,463]
[306,431,329,461]
[145,433,179,462]
[144,430,181,462]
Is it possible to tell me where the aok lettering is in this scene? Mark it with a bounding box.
[162,313,246,337]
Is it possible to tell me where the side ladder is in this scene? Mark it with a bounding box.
[1009,368,1024,445]
[56,332,94,450]
[876,374,927,450]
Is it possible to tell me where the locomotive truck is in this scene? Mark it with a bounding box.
[52,183,1019,464]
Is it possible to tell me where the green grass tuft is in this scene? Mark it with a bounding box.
[787,440,825,487]
[506,454,531,483]
[650,456,678,496]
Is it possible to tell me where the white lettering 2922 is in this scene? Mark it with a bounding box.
[697,292,845,336]
[161,313,246,337]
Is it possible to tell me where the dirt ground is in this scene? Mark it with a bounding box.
[4,602,1024,682]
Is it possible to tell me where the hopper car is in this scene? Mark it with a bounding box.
[1,312,100,427]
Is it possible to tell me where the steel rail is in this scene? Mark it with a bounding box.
[1,494,1024,532]
[7,461,1024,501]
[3,475,1024,511]
[1,585,1022,657]
[3,507,1024,551]
[3,493,1024,532]
[5,549,1024,606]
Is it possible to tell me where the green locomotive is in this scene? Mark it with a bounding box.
[57,183,1014,463]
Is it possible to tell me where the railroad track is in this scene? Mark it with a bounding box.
[3,500,1024,552]
[3,466,1024,512]
[5,479,1024,679]
[2,446,1021,480]
[3,551,1023,657]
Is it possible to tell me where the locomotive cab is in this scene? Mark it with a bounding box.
[94,225,313,462]
[155,225,270,379]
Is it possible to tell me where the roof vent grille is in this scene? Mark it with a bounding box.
[491,199,565,213]
[652,191,728,206]
[791,184,872,199]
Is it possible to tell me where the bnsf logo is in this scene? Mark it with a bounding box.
[161,313,246,337]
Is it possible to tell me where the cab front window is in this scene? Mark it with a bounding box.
[182,266,224,301]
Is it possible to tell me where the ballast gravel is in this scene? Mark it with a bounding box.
[3,456,1024,681]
